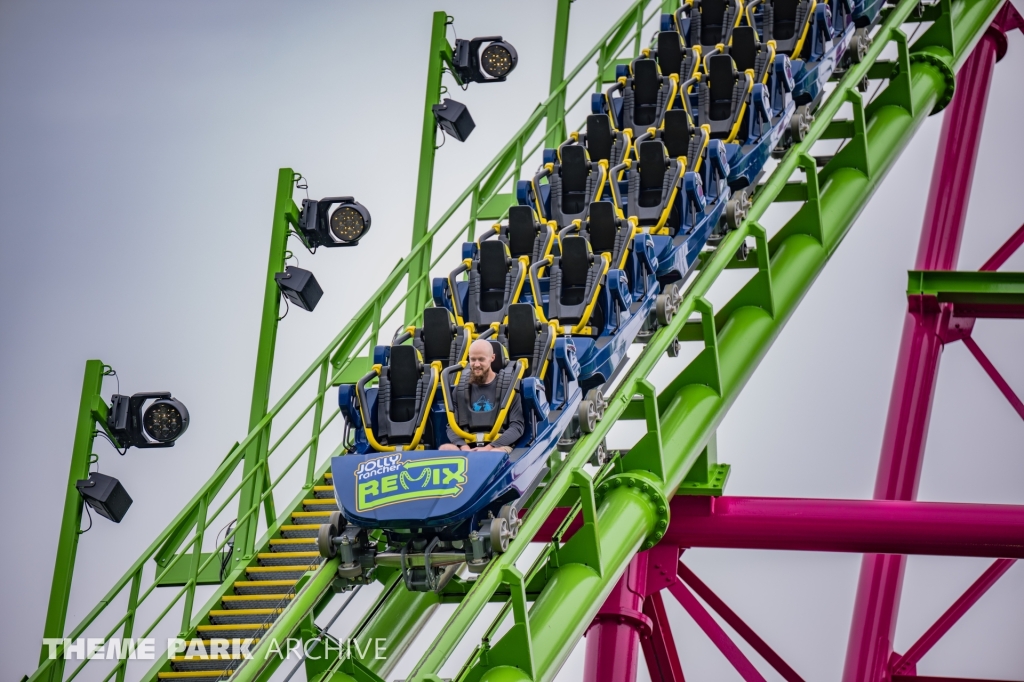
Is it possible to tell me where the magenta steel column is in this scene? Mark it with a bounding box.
[841,28,1003,682]
[584,553,650,682]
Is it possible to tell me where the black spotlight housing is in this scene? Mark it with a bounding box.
[108,392,190,450]
[298,197,372,248]
[432,98,476,142]
[76,472,133,523]
[275,265,323,312]
[453,37,518,83]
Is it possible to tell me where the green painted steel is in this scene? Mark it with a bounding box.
[405,11,454,322]
[908,269,1024,305]
[544,0,572,148]
[236,167,302,562]
[40,359,106,682]
[31,1,1006,681]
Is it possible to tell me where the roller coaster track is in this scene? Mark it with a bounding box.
[28,1,1011,681]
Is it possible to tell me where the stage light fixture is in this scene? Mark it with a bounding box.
[298,197,371,248]
[432,98,476,142]
[108,392,190,450]
[76,472,133,523]
[453,37,518,83]
[275,265,323,312]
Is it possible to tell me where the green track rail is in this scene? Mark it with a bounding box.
[28,0,1005,681]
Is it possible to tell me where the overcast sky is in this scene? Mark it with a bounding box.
[1,2,1022,680]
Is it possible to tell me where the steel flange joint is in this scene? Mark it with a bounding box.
[595,472,670,550]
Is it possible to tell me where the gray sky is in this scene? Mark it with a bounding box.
[1,2,1022,680]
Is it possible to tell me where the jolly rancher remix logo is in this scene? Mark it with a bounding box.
[355,453,468,512]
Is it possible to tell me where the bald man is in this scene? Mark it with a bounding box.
[440,338,525,454]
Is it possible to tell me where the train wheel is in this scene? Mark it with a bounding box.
[790,106,813,144]
[725,194,750,230]
[329,511,345,533]
[499,503,521,540]
[578,398,598,434]
[849,29,871,64]
[317,523,337,559]
[490,517,511,553]
[656,283,681,326]
[584,388,607,420]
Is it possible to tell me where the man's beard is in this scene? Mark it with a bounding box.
[469,368,488,385]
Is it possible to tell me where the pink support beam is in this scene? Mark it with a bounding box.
[892,677,1021,682]
[667,578,768,682]
[961,336,1024,420]
[843,23,1004,682]
[893,559,1016,674]
[979,221,1024,271]
[584,553,650,682]
[662,496,1024,558]
[641,591,687,682]
[678,563,806,682]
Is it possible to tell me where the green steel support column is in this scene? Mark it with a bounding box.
[545,0,572,148]
[234,167,298,562]
[39,359,106,680]
[350,579,440,678]
[405,11,453,323]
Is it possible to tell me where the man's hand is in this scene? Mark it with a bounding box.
[460,445,473,451]
[439,443,460,451]
[476,444,495,451]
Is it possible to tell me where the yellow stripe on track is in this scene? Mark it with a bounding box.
[233,580,297,588]
[196,624,270,632]
[257,551,319,559]
[208,608,283,616]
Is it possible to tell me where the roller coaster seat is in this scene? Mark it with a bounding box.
[538,235,610,335]
[493,303,556,381]
[581,114,631,172]
[679,0,741,52]
[355,345,439,451]
[452,239,526,329]
[727,26,775,85]
[612,140,686,234]
[609,58,678,139]
[698,55,753,143]
[655,29,699,83]
[482,205,555,266]
[534,143,607,228]
[580,201,638,271]
[441,341,527,446]
[762,0,815,57]
[408,306,470,369]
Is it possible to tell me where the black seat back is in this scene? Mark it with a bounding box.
[699,0,729,46]
[638,140,669,208]
[584,201,632,270]
[765,0,812,56]
[560,144,590,215]
[708,55,736,120]
[413,306,468,369]
[662,110,695,160]
[585,114,614,164]
[479,240,509,313]
[632,59,662,127]
[730,26,758,73]
[507,205,538,261]
[772,0,801,41]
[559,236,591,299]
[657,30,685,77]
[385,345,420,423]
[503,304,554,380]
